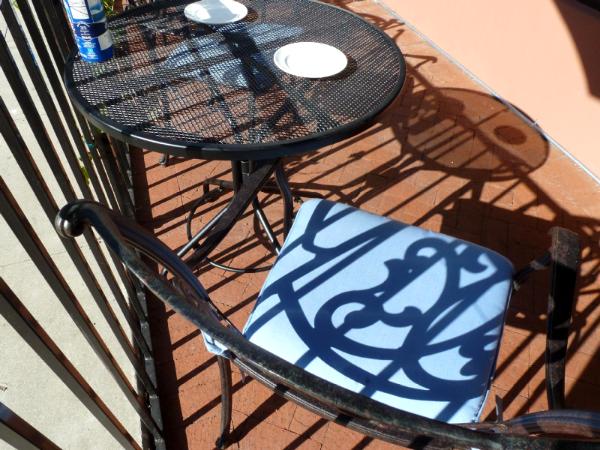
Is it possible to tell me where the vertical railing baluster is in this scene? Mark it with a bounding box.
[28,0,72,63]
[0,177,164,443]
[11,0,109,208]
[20,0,97,150]
[2,1,97,207]
[0,281,141,450]
[111,138,137,208]
[0,22,153,357]
[5,2,145,325]
[0,1,165,447]
[88,136,124,211]
[0,402,61,450]
[0,97,156,395]
[94,131,131,216]
[2,0,149,326]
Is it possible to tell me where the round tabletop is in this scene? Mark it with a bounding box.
[65,0,406,160]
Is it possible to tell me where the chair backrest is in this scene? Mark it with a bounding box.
[55,200,600,449]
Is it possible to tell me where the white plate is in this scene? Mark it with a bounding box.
[273,42,347,78]
[184,0,248,25]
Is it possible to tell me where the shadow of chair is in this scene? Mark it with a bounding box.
[440,198,600,418]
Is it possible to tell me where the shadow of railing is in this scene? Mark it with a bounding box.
[131,3,600,448]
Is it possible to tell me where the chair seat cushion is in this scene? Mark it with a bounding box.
[242,200,514,423]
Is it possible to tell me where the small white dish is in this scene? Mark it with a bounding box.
[184,0,248,25]
[273,42,347,78]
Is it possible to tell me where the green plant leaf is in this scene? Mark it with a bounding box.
[103,0,116,16]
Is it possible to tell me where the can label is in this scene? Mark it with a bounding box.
[64,0,114,63]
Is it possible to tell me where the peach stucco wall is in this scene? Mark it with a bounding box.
[384,0,600,178]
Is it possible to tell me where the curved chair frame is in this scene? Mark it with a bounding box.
[56,200,600,450]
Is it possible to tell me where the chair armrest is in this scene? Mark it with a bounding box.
[57,203,599,447]
[546,226,581,409]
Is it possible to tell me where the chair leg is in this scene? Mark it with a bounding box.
[216,356,233,449]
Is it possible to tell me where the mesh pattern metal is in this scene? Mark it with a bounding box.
[68,0,404,156]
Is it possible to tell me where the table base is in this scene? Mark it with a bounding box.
[167,160,311,275]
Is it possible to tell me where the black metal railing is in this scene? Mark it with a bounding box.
[0,0,163,448]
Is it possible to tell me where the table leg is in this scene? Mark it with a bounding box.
[168,160,277,274]
[175,159,305,274]
[275,162,293,239]
[178,204,230,260]
[252,197,281,254]
[232,160,244,192]
[159,153,170,166]
[201,160,282,273]
[184,160,277,271]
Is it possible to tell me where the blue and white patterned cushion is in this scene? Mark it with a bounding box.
[239,199,514,424]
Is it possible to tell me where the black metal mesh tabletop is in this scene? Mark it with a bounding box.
[65,0,405,160]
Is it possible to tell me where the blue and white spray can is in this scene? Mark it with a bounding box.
[63,0,114,63]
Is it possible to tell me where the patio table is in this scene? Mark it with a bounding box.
[64,0,406,269]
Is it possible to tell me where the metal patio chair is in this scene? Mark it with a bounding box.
[56,199,600,449]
